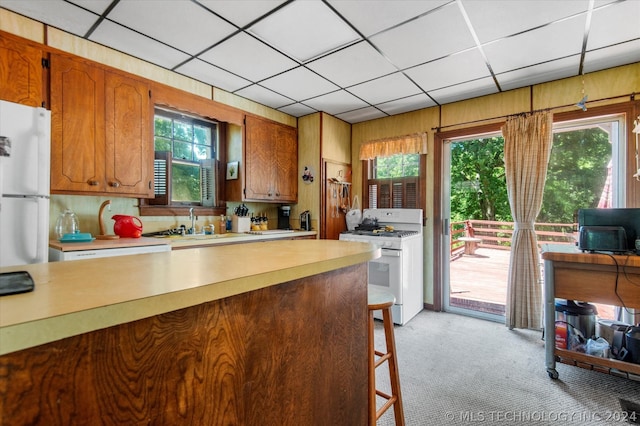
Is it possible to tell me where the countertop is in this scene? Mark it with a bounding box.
[0,239,378,355]
[49,231,317,251]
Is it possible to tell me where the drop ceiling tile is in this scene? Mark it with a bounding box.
[327,0,448,37]
[175,59,251,92]
[1,0,99,36]
[588,0,640,51]
[306,42,397,88]
[583,40,640,74]
[348,73,420,105]
[198,32,298,83]
[370,2,475,69]
[67,0,114,15]
[405,48,489,92]
[248,1,360,63]
[234,84,294,109]
[89,20,190,69]
[260,67,339,102]
[483,14,586,74]
[196,0,286,28]
[463,0,589,44]
[279,103,317,118]
[106,0,237,56]
[376,93,436,115]
[336,107,387,124]
[304,90,369,116]
[496,56,579,91]
[428,77,498,105]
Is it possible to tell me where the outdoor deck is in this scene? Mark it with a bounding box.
[449,247,616,319]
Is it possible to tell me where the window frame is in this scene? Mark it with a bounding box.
[363,152,426,209]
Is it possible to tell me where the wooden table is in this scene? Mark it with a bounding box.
[1,240,379,425]
[542,248,640,380]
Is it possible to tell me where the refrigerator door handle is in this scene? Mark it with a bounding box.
[36,197,48,263]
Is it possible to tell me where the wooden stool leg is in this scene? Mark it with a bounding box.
[368,310,377,425]
[382,307,405,426]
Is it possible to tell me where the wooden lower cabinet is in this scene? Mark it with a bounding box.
[0,265,368,425]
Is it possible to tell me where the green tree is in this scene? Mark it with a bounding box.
[539,128,611,223]
[450,137,510,222]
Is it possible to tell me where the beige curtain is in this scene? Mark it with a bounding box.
[502,111,553,329]
[359,132,427,160]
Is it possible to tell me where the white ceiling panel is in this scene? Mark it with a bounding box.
[405,48,490,92]
[260,67,339,101]
[175,59,251,93]
[496,56,579,91]
[198,32,298,83]
[3,0,637,123]
[371,2,475,69]
[336,106,387,124]
[196,0,286,28]
[278,103,317,118]
[376,93,437,116]
[90,20,190,69]
[1,0,99,36]
[107,1,237,56]
[304,90,369,116]
[583,39,640,74]
[463,0,590,43]
[306,41,397,88]
[67,0,114,15]
[429,77,498,105]
[348,73,420,105]
[327,0,448,37]
[588,0,640,51]
[248,1,360,63]
[483,14,586,74]
[234,84,293,109]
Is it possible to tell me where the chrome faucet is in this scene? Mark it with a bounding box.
[189,208,196,234]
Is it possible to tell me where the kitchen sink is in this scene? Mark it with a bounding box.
[155,233,242,241]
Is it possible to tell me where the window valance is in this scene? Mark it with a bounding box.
[359,132,428,160]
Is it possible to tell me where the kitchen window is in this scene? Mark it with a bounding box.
[366,153,424,209]
[143,107,223,214]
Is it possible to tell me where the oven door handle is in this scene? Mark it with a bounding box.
[380,249,401,257]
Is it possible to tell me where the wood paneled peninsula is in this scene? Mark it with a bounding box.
[0,240,379,425]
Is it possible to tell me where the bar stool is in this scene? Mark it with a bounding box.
[368,287,405,425]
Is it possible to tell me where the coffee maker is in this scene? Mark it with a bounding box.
[278,205,291,229]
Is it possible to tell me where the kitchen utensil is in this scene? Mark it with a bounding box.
[625,326,640,364]
[300,210,311,231]
[55,209,80,240]
[112,214,143,238]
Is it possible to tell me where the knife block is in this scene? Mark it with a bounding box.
[232,215,250,233]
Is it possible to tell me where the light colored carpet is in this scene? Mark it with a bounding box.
[373,310,640,425]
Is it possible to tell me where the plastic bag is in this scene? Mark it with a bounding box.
[345,195,362,231]
[585,337,610,358]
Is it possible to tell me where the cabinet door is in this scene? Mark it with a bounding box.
[274,124,297,202]
[0,34,43,107]
[50,54,106,193]
[104,72,153,197]
[244,115,275,200]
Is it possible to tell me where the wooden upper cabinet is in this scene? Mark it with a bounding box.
[50,53,153,198]
[244,115,297,203]
[104,72,153,197]
[0,33,43,107]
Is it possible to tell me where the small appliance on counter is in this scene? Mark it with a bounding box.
[300,210,311,231]
[278,205,291,230]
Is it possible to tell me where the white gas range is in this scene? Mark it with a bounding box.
[339,208,423,325]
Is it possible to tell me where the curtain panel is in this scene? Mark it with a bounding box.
[502,111,553,330]
[359,132,428,160]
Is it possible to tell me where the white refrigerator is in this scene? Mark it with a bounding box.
[0,100,51,267]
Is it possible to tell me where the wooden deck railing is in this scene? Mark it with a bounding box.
[450,220,575,256]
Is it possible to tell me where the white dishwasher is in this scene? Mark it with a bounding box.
[49,238,170,261]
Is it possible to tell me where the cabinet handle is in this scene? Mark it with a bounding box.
[109,181,121,188]
[87,179,99,186]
